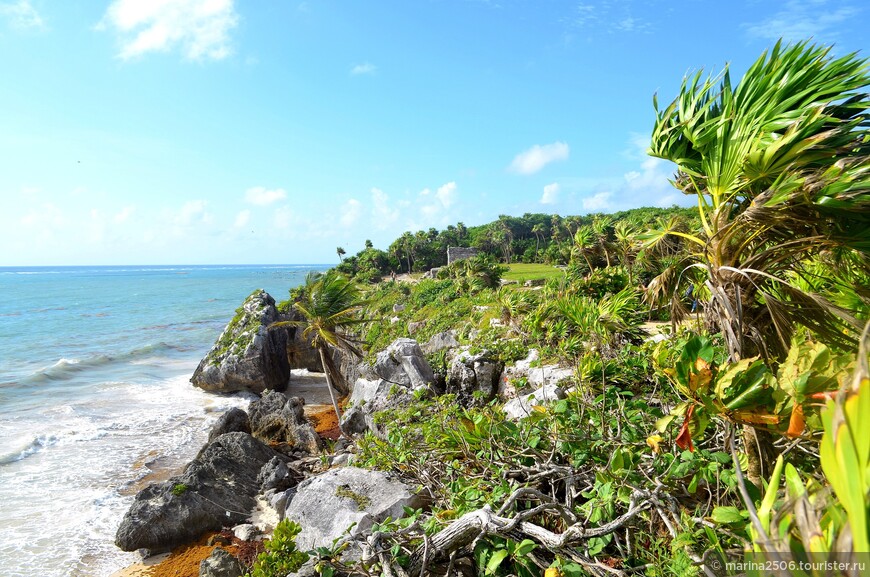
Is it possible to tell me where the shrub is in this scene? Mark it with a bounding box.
[247,519,309,577]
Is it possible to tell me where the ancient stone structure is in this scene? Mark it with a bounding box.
[446,246,478,265]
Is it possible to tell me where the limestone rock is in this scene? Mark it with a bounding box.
[199,547,245,577]
[421,330,459,355]
[502,385,566,420]
[248,391,323,454]
[232,524,260,541]
[527,364,574,388]
[283,467,426,551]
[191,290,292,394]
[373,338,435,391]
[115,432,281,553]
[446,349,503,406]
[207,408,251,443]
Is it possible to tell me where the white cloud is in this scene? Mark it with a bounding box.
[0,0,44,29]
[582,191,612,211]
[351,62,377,75]
[114,205,135,223]
[435,182,457,208]
[744,0,859,42]
[371,188,399,229]
[540,182,560,204]
[100,0,238,61]
[245,186,287,206]
[340,199,362,227]
[234,209,250,228]
[567,2,652,34]
[174,199,210,225]
[508,141,569,175]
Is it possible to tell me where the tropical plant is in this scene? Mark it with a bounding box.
[247,519,309,577]
[273,270,367,432]
[647,40,870,362]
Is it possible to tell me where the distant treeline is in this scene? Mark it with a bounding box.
[334,206,699,282]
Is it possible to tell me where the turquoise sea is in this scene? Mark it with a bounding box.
[0,265,326,577]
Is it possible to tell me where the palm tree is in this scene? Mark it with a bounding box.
[336,247,346,262]
[571,226,596,271]
[274,271,367,434]
[648,40,870,361]
[531,223,545,262]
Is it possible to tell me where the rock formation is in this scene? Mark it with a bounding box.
[190,290,292,394]
[116,432,283,552]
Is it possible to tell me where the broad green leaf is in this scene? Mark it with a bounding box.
[485,549,509,575]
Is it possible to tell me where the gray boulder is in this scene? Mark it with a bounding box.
[446,349,503,406]
[284,467,426,551]
[502,385,566,420]
[421,330,459,355]
[191,290,292,394]
[115,432,281,552]
[373,338,435,390]
[207,408,251,443]
[258,456,298,492]
[248,391,323,454]
[527,364,574,388]
[199,547,245,577]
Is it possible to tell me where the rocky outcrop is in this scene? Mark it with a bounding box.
[373,338,435,391]
[421,330,459,355]
[207,408,251,443]
[191,290,292,394]
[283,467,426,551]
[248,391,323,454]
[502,385,566,420]
[446,349,503,406]
[199,547,245,577]
[340,339,437,435]
[116,432,282,553]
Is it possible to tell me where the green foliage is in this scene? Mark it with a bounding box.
[247,519,309,577]
[171,483,188,496]
[655,335,854,448]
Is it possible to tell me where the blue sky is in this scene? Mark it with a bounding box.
[0,0,867,265]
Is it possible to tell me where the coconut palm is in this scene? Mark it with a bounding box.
[274,271,367,433]
[647,40,870,361]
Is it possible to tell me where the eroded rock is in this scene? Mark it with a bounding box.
[283,467,426,551]
[115,432,281,553]
[248,391,323,454]
[191,290,292,394]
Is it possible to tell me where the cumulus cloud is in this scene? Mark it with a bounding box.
[540,182,560,205]
[233,209,250,228]
[99,0,238,61]
[0,0,44,29]
[508,141,569,175]
[174,199,210,225]
[371,188,399,229]
[245,186,287,206]
[435,182,457,208]
[582,191,612,211]
[340,198,362,227]
[114,205,135,223]
[351,62,376,75]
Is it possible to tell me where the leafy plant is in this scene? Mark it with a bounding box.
[247,519,309,577]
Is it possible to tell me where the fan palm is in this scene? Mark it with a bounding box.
[274,270,367,433]
[647,40,870,361]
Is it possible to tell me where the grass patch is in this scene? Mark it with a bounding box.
[502,263,564,282]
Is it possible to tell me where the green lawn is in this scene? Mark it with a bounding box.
[502,263,565,282]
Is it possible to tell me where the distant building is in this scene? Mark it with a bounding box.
[447,246,478,265]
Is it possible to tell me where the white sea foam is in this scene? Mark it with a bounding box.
[0,373,251,577]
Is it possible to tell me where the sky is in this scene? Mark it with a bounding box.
[0,0,867,265]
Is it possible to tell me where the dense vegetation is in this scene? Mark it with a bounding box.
[267,40,869,577]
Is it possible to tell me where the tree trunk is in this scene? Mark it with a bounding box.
[318,347,347,438]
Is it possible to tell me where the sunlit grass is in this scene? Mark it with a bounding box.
[503,263,565,282]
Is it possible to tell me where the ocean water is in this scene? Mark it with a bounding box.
[0,265,326,577]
